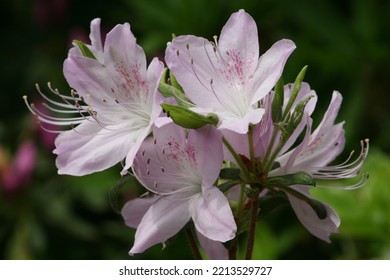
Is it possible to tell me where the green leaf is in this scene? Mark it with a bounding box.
[217,180,240,193]
[281,95,314,143]
[282,65,308,119]
[272,77,284,123]
[258,192,290,219]
[161,103,218,129]
[265,171,316,188]
[109,175,133,214]
[219,168,241,180]
[169,71,184,93]
[73,40,96,59]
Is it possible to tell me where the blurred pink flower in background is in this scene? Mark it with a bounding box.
[0,141,37,195]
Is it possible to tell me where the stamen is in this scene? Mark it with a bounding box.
[313,139,369,183]
[213,35,218,46]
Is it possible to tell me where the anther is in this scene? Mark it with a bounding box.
[190,58,194,64]
[213,35,218,45]
[147,158,150,164]
[146,169,150,175]
[153,182,158,188]
[114,99,119,104]
[186,44,189,50]
[161,167,165,173]
[176,49,180,56]
[154,138,157,145]
[141,149,145,156]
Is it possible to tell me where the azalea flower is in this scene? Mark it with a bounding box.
[121,123,236,254]
[24,18,164,176]
[271,91,368,241]
[165,9,296,134]
[224,84,368,242]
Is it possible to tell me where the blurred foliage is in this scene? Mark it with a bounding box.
[0,0,389,259]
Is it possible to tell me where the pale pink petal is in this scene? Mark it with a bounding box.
[285,186,340,243]
[130,196,191,254]
[121,195,159,228]
[219,107,265,134]
[63,55,120,115]
[165,35,227,110]
[89,18,103,54]
[250,39,296,105]
[121,126,152,175]
[132,124,193,194]
[54,120,134,176]
[272,115,312,175]
[104,23,149,104]
[146,57,165,120]
[196,231,228,260]
[191,188,236,242]
[289,92,345,170]
[166,35,260,131]
[153,116,173,128]
[218,9,259,86]
[187,125,223,186]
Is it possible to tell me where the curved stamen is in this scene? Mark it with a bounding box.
[312,139,369,180]
[318,172,369,190]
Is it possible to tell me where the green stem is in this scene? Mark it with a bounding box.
[248,125,256,171]
[245,191,259,260]
[262,126,280,173]
[235,184,246,218]
[185,229,202,260]
[223,137,250,181]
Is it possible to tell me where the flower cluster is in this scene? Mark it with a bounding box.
[24,10,368,259]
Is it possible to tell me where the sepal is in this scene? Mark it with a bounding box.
[161,103,219,129]
[73,40,96,59]
[265,171,316,188]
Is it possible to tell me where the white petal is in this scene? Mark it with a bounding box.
[286,186,340,243]
[130,196,191,254]
[191,188,236,242]
[250,39,296,105]
[121,195,159,228]
[196,230,228,260]
[54,119,140,176]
